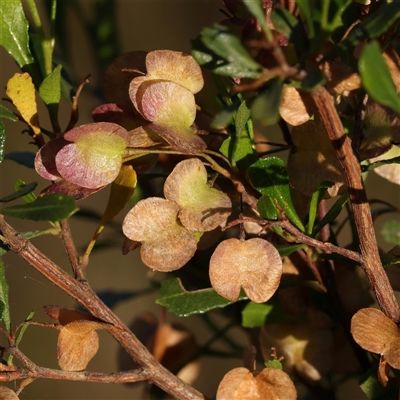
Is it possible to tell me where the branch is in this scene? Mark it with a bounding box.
[310,86,400,323]
[224,217,362,263]
[1,346,149,384]
[0,216,206,400]
[59,220,86,281]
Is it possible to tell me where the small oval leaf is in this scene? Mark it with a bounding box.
[0,194,78,221]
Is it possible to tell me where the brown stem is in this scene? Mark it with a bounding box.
[0,216,206,400]
[65,75,90,133]
[224,217,362,263]
[295,250,327,292]
[59,220,86,281]
[310,86,400,323]
[2,346,149,384]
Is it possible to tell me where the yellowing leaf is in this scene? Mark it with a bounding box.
[102,164,137,223]
[6,73,40,136]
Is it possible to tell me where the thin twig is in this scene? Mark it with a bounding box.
[0,216,207,400]
[1,346,149,384]
[59,220,86,281]
[224,217,362,263]
[65,75,90,133]
[295,250,327,292]
[310,86,400,323]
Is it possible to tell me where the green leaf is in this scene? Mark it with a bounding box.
[359,41,400,114]
[360,366,398,400]
[248,157,305,232]
[39,64,62,129]
[15,310,34,346]
[192,24,262,79]
[0,229,55,256]
[363,156,400,172]
[264,359,283,370]
[0,104,17,121]
[251,78,282,126]
[342,2,400,47]
[381,220,400,246]
[241,302,303,328]
[14,179,37,203]
[274,243,306,257]
[4,151,35,168]
[0,181,37,203]
[0,257,11,333]
[0,121,4,164]
[0,194,78,222]
[0,0,34,69]
[220,100,257,168]
[257,194,278,220]
[313,192,350,236]
[307,181,335,235]
[235,100,251,142]
[156,278,247,317]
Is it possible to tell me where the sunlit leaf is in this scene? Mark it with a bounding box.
[210,238,282,303]
[156,278,247,317]
[122,198,197,272]
[6,73,41,135]
[39,64,62,130]
[163,158,231,232]
[359,41,400,114]
[0,194,78,222]
[58,320,106,371]
[0,1,34,69]
[242,302,304,328]
[216,367,297,400]
[101,164,137,224]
